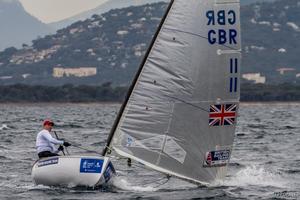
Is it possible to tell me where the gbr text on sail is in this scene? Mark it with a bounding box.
[206,10,237,45]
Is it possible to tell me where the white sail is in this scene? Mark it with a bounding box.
[105,0,241,184]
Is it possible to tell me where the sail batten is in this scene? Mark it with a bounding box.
[107,0,241,184]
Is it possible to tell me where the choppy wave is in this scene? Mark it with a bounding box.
[222,165,288,188]
[0,124,9,130]
[283,169,300,174]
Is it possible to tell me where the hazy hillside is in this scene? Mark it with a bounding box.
[49,0,274,30]
[0,0,299,86]
[0,2,168,85]
[0,0,53,51]
[49,0,169,30]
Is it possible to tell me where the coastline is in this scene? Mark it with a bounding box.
[1,84,299,103]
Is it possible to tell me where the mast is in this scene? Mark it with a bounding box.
[102,0,175,156]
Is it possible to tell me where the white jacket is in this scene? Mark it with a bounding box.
[36,129,64,153]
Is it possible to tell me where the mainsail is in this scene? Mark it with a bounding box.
[103,0,241,184]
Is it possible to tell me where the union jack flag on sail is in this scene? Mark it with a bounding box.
[209,104,237,126]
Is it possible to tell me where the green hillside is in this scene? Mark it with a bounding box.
[0,0,299,85]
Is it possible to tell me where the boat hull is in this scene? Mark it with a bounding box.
[31,156,115,187]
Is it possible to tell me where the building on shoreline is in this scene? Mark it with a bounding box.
[53,67,97,78]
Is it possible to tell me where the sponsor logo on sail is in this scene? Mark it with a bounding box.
[203,149,230,167]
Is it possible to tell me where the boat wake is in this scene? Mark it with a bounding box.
[216,165,288,189]
[17,184,52,191]
[112,177,158,192]
[112,174,199,192]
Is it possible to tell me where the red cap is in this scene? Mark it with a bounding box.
[43,120,54,126]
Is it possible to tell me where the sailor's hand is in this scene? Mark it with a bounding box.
[58,145,64,151]
[63,141,71,147]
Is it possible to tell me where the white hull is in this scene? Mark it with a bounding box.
[32,156,115,187]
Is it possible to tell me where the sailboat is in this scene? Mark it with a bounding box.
[32,0,241,187]
[103,0,241,185]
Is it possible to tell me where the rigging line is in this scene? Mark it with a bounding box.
[54,131,65,156]
[56,134,70,154]
[165,95,209,113]
[71,144,102,155]
[54,133,103,155]
[65,147,70,156]
[163,27,240,51]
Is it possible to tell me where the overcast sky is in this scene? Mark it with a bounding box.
[19,0,109,23]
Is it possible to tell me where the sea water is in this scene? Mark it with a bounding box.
[0,103,299,200]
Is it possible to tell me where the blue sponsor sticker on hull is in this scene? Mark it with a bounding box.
[203,149,231,167]
[80,159,103,173]
[103,162,115,182]
[37,157,59,167]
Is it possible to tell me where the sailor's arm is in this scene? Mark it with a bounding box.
[43,132,64,145]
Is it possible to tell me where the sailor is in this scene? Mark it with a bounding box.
[36,119,71,158]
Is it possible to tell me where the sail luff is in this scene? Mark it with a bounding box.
[102,0,175,156]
